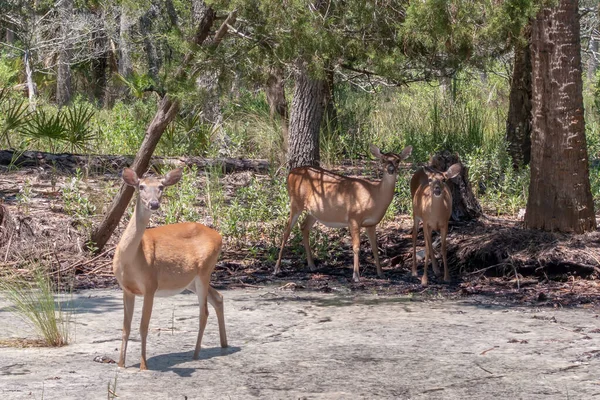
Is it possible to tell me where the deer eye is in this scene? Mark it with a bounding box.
[139,184,146,190]
[158,185,164,191]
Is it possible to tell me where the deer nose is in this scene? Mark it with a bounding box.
[433,187,442,196]
[149,200,160,210]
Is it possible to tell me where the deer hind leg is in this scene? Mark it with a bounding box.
[139,289,156,370]
[411,217,419,277]
[349,220,362,283]
[301,214,318,270]
[430,230,441,277]
[208,286,228,348]
[421,224,433,286]
[440,225,450,282]
[274,207,301,275]
[193,277,209,360]
[118,291,136,368]
[365,226,383,278]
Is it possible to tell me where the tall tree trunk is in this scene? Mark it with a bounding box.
[140,3,160,83]
[525,0,596,233]
[24,50,36,111]
[506,26,532,168]
[589,35,598,82]
[265,66,289,154]
[56,0,73,107]
[91,30,108,105]
[118,5,135,79]
[287,62,325,169]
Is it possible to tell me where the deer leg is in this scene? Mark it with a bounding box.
[118,291,135,368]
[301,214,318,271]
[139,290,156,370]
[411,217,419,277]
[208,286,228,348]
[431,231,441,277]
[441,225,450,282]
[274,209,301,275]
[421,224,432,286]
[365,226,383,278]
[193,278,209,360]
[349,221,362,282]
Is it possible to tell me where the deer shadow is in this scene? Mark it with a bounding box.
[140,346,241,376]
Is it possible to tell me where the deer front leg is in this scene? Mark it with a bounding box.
[441,225,450,282]
[349,221,362,282]
[421,224,433,286]
[118,291,135,368]
[411,217,419,277]
[194,278,209,360]
[301,214,317,271]
[365,226,383,278]
[139,290,156,370]
[274,211,300,275]
[208,286,228,348]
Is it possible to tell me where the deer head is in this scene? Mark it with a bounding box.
[122,168,183,211]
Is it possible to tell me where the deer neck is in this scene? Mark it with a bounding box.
[117,195,151,262]
[375,171,398,208]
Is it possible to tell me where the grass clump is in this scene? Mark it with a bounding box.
[0,268,73,347]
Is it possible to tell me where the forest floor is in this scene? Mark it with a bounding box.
[1,156,599,307]
[1,157,600,398]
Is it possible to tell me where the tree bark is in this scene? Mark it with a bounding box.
[56,0,73,107]
[525,0,596,233]
[506,26,532,168]
[118,5,135,79]
[140,3,161,83]
[24,50,36,111]
[287,62,325,169]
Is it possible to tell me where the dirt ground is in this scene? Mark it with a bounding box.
[1,287,600,399]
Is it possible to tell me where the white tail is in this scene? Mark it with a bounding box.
[275,145,413,282]
[112,168,227,370]
[410,163,461,285]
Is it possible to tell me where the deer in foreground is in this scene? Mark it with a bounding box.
[410,163,462,285]
[274,145,413,282]
[112,168,227,370]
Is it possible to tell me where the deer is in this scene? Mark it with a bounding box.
[274,144,413,282]
[112,167,227,370]
[410,163,462,286]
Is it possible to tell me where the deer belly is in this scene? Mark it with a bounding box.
[155,288,187,297]
[320,220,348,228]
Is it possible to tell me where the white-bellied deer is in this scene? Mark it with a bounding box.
[274,145,413,282]
[112,168,227,370]
[410,163,461,285]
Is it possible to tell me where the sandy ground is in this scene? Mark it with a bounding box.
[1,288,600,400]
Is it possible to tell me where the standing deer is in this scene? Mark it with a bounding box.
[410,163,462,285]
[274,144,413,282]
[112,168,227,370]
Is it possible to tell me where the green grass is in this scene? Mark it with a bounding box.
[0,268,73,347]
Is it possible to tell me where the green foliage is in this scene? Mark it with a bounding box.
[162,166,202,224]
[0,89,31,147]
[0,54,21,87]
[61,168,96,225]
[114,72,156,99]
[0,268,72,347]
[62,104,96,152]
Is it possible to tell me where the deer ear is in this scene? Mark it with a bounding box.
[370,144,383,159]
[399,145,413,160]
[122,168,139,187]
[161,168,183,186]
[445,163,462,180]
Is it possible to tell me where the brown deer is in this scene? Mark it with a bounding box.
[410,163,462,285]
[112,168,227,370]
[274,145,413,282]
